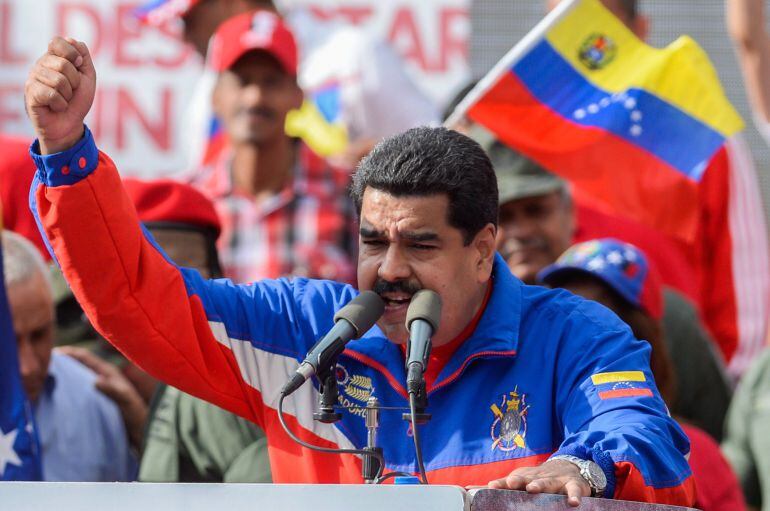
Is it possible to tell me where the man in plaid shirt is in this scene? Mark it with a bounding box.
[192,9,356,284]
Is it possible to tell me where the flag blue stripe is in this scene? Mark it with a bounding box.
[511,39,725,180]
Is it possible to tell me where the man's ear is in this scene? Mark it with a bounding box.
[212,76,225,118]
[473,223,497,282]
[291,82,304,111]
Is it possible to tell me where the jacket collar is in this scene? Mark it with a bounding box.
[344,253,522,398]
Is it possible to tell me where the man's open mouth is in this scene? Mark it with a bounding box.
[379,292,414,307]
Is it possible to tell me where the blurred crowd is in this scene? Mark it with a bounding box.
[4,0,770,510]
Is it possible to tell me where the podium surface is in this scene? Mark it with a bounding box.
[0,483,468,511]
[0,483,697,511]
[470,489,695,510]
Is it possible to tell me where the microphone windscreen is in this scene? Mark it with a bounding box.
[333,291,385,337]
[406,290,442,332]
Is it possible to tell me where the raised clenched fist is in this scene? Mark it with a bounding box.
[25,37,96,155]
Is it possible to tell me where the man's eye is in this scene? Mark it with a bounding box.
[30,328,49,343]
[362,239,386,247]
[412,244,436,251]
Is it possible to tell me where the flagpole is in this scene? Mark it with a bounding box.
[445,0,582,128]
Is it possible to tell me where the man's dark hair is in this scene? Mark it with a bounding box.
[350,127,498,245]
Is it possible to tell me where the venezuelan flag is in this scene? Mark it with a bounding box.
[591,371,653,400]
[448,0,743,241]
[286,84,348,157]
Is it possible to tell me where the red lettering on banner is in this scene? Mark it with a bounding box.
[307,5,372,25]
[439,7,468,71]
[0,85,22,131]
[307,6,333,21]
[335,6,374,25]
[388,8,430,71]
[116,87,172,150]
[57,4,103,56]
[0,2,26,63]
[56,2,191,69]
[115,3,143,67]
[155,24,194,68]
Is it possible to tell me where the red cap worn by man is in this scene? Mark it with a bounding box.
[124,177,223,278]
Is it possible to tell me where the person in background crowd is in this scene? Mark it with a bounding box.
[136,0,438,171]
[3,230,135,481]
[190,10,357,283]
[122,177,271,483]
[538,238,746,511]
[723,347,770,511]
[476,129,732,440]
[727,0,770,143]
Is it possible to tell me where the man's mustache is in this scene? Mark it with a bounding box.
[372,279,421,297]
[236,106,276,120]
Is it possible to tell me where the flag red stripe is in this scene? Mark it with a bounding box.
[468,72,700,242]
[599,388,654,400]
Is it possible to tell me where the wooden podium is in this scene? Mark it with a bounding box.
[0,483,696,510]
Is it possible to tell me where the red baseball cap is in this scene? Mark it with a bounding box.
[123,178,221,238]
[207,9,297,75]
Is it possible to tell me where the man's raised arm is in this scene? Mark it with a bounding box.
[23,38,353,428]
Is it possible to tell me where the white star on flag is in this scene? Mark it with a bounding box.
[587,257,606,271]
[0,427,22,476]
[606,251,624,265]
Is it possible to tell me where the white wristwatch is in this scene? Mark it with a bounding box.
[550,454,607,497]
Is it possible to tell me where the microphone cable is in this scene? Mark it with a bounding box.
[278,391,386,480]
[408,392,429,484]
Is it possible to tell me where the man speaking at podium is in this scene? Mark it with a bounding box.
[23,29,695,507]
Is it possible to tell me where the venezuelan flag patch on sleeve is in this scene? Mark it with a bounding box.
[591,371,653,400]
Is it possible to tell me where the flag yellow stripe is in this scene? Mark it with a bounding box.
[545,0,743,137]
[591,371,647,385]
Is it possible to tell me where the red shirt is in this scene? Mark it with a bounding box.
[401,282,493,392]
[681,423,746,511]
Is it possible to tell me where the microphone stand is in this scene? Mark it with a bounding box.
[310,360,383,484]
[362,396,383,483]
[312,363,342,423]
[402,373,432,425]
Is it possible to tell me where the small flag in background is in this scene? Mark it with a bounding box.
[0,228,42,480]
[286,84,349,158]
[448,0,744,242]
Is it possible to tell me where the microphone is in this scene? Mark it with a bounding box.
[281,291,385,397]
[405,290,442,394]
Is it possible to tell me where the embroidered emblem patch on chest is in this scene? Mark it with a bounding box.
[490,386,529,452]
[335,364,374,418]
